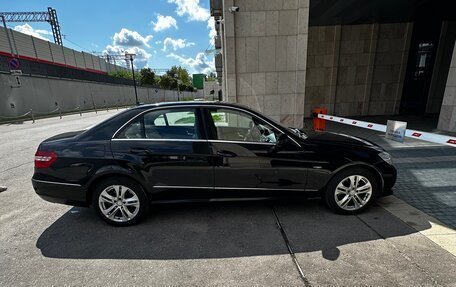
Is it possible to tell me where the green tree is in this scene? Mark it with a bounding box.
[166,66,178,78]
[108,70,133,80]
[158,74,177,89]
[167,66,191,86]
[139,68,156,86]
[159,66,196,91]
[207,72,217,81]
[185,85,195,92]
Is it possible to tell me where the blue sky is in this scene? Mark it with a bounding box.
[2,0,215,74]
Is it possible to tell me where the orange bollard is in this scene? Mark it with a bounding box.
[312,107,327,131]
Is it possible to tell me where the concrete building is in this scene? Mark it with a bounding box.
[211,0,456,132]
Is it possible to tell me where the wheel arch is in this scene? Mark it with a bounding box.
[327,162,384,193]
[85,171,151,206]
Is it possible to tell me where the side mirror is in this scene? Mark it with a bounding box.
[276,133,289,147]
[269,133,289,153]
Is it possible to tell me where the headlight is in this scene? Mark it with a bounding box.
[379,152,393,164]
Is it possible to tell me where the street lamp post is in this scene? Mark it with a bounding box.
[177,79,182,101]
[125,53,139,105]
[173,73,182,101]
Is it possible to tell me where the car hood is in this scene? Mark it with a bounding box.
[304,131,383,151]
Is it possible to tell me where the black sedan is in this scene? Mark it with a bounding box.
[32,102,396,226]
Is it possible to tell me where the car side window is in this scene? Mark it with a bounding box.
[116,117,144,139]
[209,108,279,143]
[116,108,200,140]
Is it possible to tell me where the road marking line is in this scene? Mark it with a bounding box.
[271,206,312,287]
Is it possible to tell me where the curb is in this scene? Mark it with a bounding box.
[378,195,456,257]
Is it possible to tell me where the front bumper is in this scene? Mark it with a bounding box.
[32,178,88,207]
[375,162,397,197]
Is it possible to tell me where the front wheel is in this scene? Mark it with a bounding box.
[324,168,378,214]
[93,177,149,226]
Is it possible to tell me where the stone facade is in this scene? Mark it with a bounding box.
[305,23,412,117]
[214,1,456,133]
[438,43,456,132]
[221,0,309,128]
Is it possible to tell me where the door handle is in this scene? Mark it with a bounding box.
[130,148,151,155]
[216,150,237,158]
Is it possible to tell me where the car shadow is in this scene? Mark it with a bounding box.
[36,199,431,260]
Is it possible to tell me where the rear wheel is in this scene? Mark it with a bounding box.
[325,167,378,214]
[93,177,148,226]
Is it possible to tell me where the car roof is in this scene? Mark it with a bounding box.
[132,101,249,111]
[78,100,288,141]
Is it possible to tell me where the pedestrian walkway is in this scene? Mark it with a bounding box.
[306,115,456,228]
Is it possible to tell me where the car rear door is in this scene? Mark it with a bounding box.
[202,106,308,197]
[110,107,213,199]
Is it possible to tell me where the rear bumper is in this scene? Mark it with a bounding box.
[32,179,88,207]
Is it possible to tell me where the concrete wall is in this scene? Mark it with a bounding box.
[0,74,197,118]
[0,27,126,74]
[305,22,412,117]
[217,2,414,125]
[201,80,222,100]
[214,2,456,133]
[438,42,456,132]
[221,0,310,128]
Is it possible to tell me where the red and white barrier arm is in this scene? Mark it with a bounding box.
[318,114,456,147]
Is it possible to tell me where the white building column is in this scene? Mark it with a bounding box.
[438,41,456,132]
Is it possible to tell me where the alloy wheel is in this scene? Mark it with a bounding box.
[334,175,373,211]
[98,185,140,223]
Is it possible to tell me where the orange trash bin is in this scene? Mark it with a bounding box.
[312,107,327,131]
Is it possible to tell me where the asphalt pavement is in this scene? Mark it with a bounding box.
[1,110,455,286]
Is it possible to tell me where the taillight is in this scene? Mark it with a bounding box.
[35,151,57,168]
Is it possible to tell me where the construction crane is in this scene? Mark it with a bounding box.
[0,7,63,45]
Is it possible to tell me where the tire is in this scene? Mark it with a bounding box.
[324,167,378,215]
[92,177,149,226]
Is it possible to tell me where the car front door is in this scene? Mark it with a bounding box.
[202,106,308,197]
[111,107,213,199]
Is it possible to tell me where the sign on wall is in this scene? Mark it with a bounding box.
[8,58,22,76]
[8,58,20,70]
[10,70,22,76]
[386,120,407,143]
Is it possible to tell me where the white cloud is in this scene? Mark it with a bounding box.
[104,28,153,69]
[13,24,52,41]
[167,0,210,22]
[167,52,214,74]
[112,28,153,48]
[104,45,151,69]
[153,14,178,32]
[162,37,195,52]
